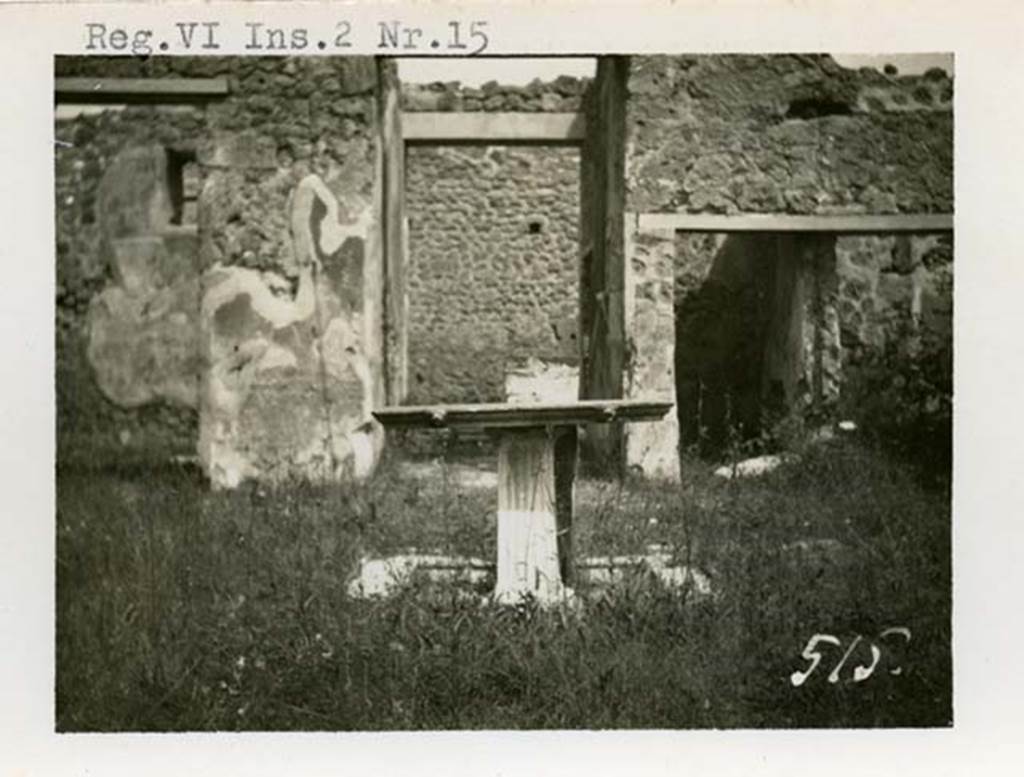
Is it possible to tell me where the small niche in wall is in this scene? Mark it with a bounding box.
[526,216,548,235]
[785,96,854,119]
[165,147,198,226]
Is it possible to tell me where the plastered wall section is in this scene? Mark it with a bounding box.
[55,56,387,485]
[56,106,205,464]
[624,225,679,479]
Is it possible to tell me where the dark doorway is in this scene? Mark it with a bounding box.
[675,231,837,458]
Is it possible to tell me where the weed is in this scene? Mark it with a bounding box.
[55,438,950,730]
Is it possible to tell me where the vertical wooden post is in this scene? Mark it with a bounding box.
[578,55,630,475]
[762,234,805,413]
[377,57,408,405]
[494,427,577,605]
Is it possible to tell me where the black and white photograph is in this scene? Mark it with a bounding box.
[3,1,1024,774]
[53,48,953,731]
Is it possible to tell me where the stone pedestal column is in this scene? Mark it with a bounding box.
[494,427,577,604]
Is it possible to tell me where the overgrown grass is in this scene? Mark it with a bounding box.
[55,438,950,730]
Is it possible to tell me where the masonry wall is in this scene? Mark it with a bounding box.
[56,55,953,479]
[402,77,585,113]
[56,56,387,485]
[625,55,953,452]
[404,145,580,403]
[401,76,587,404]
[627,55,952,216]
[56,101,204,464]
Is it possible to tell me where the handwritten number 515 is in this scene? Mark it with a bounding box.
[790,627,911,687]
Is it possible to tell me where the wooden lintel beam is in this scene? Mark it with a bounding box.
[402,112,585,143]
[636,212,953,233]
[55,77,229,102]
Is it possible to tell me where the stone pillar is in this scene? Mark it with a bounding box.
[623,222,680,480]
[198,174,384,488]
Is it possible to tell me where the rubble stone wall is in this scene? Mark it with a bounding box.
[404,144,580,403]
[402,76,585,113]
[401,77,587,404]
[626,54,952,216]
[55,55,953,478]
[56,56,385,484]
[625,55,953,449]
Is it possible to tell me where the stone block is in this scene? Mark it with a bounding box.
[403,87,445,112]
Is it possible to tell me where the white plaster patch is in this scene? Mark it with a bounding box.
[505,357,579,404]
[346,545,714,602]
[257,342,298,372]
[714,453,797,479]
[291,174,374,266]
[205,442,257,490]
[579,544,713,596]
[202,263,317,332]
[346,554,491,599]
[347,425,377,479]
[197,170,385,489]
